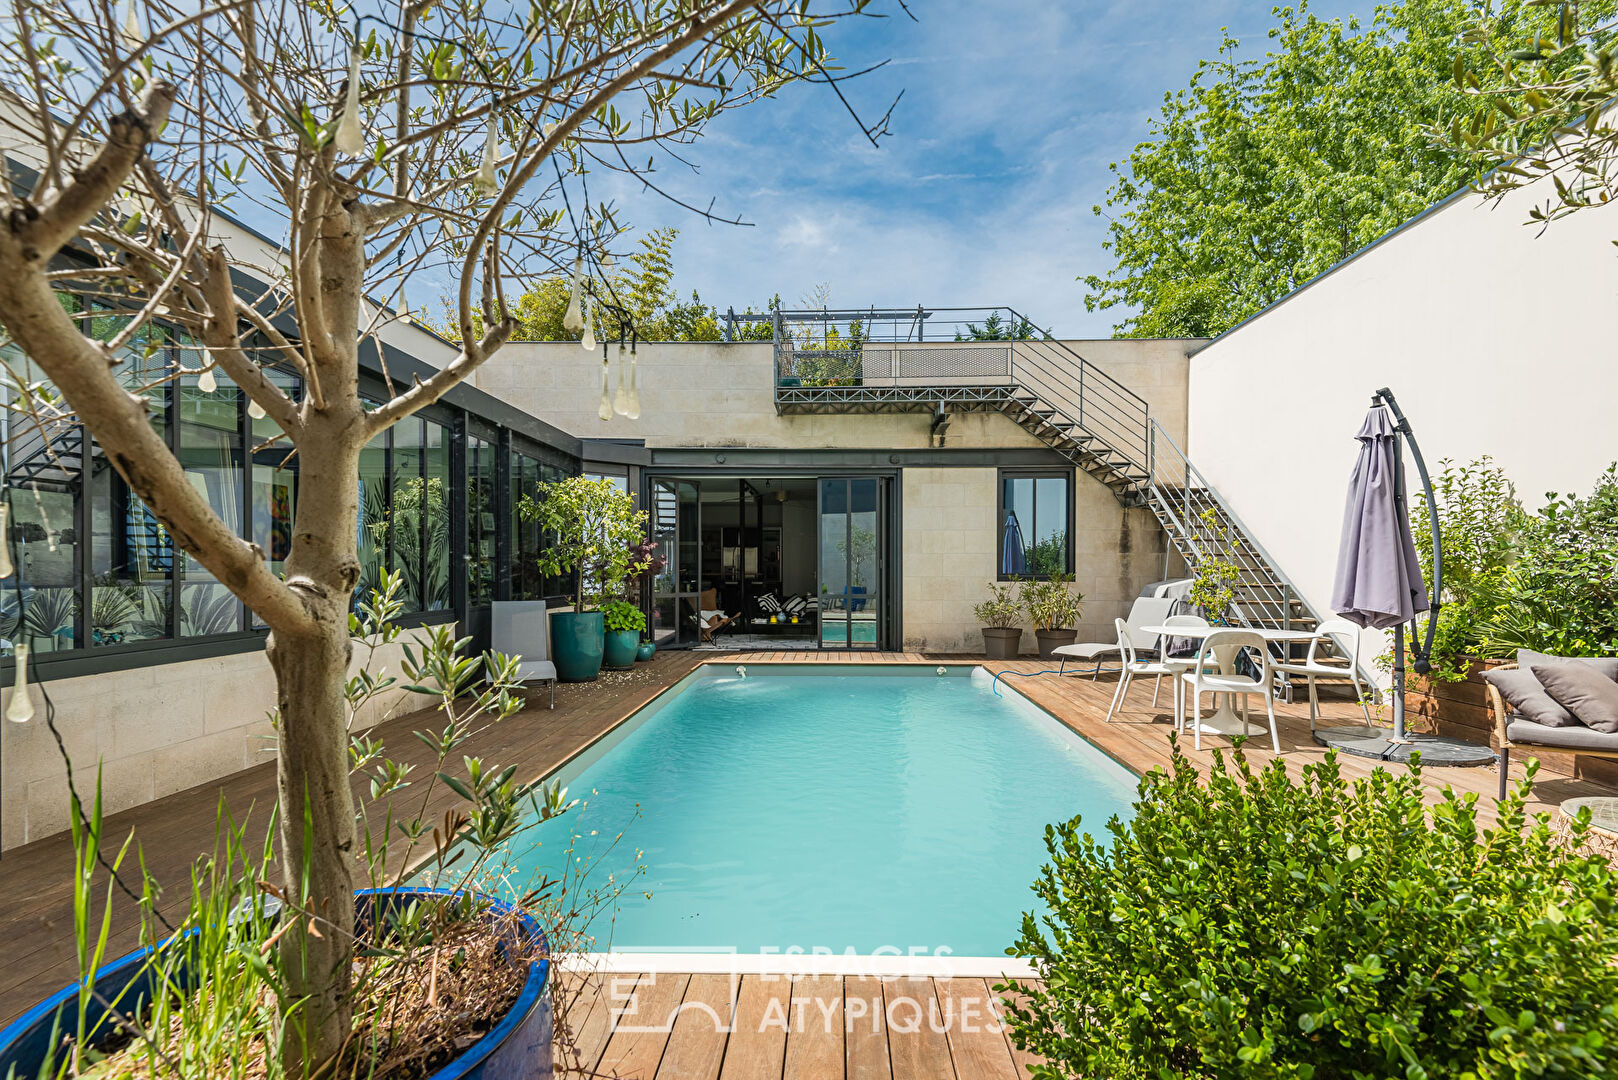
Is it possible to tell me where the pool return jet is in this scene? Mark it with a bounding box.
[1312,387,1492,766]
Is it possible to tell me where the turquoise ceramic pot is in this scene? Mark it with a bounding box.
[602,628,639,670]
[550,610,605,682]
[635,641,656,662]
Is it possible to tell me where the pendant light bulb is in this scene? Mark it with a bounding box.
[597,356,612,422]
[6,643,34,724]
[334,47,364,156]
[580,299,596,351]
[121,0,144,47]
[613,343,630,415]
[562,256,584,332]
[198,366,217,394]
[473,108,499,194]
[0,503,13,579]
[625,349,640,421]
[247,399,266,420]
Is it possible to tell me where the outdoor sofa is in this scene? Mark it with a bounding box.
[1486,650,1618,799]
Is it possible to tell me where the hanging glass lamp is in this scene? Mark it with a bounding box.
[198,366,217,394]
[6,643,34,724]
[626,342,641,420]
[597,348,612,422]
[121,0,144,46]
[474,104,499,194]
[562,255,584,332]
[334,47,364,156]
[612,342,629,416]
[0,503,13,579]
[247,399,266,420]
[580,298,596,351]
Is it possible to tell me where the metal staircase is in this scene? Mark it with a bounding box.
[771,307,1316,634]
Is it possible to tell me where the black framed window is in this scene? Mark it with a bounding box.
[998,470,1072,579]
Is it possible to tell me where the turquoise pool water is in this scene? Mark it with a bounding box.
[508,665,1139,957]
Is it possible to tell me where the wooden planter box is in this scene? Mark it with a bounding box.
[1405,657,1618,785]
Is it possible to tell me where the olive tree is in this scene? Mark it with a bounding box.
[0,0,890,1067]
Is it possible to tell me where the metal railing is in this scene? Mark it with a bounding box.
[771,306,1151,474]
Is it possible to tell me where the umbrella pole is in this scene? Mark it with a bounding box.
[1375,386,1442,744]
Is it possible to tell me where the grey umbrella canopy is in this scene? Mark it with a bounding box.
[1331,404,1430,629]
[1001,511,1027,577]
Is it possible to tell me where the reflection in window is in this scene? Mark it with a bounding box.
[1000,472,1072,579]
[423,422,450,610]
[249,369,299,628]
[177,363,244,635]
[389,418,424,610]
[357,425,389,603]
[467,436,496,606]
[510,452,543,601]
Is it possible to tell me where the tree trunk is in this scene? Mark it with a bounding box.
[266,406,365,1071]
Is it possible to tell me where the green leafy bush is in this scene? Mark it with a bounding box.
[601,598,647,633]
[973,581,1021,628]
[1019,573,1084,631]
[1003,745,1618,1078]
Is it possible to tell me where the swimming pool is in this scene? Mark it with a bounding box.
[507,664,1139,959]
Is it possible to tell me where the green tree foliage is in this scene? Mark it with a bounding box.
[1084,1,1582,338]
[952,310,1042,341]
[1004,745,1618,1078]
[424,227,777,343]
[1444,2,1618,234]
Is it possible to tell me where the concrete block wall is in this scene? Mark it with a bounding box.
[0,628,442,850]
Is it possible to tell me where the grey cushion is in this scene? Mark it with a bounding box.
[1533,663,1618,735]
[1484,667,1578,728]
[1517,649,1618,681]
[1507,716,1618,752]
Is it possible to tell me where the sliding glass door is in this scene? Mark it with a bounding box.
[651,478,701,646]
[818,477,883,649]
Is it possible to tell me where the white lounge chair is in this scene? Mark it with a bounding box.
[490,600,558,708]
[1271,617,1372,730]
[1053,595,1175,677]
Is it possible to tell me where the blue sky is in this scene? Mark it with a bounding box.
[611,0,1369,338]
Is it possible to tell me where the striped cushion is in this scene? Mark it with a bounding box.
[757,593,781,612]
[782,595,808,614]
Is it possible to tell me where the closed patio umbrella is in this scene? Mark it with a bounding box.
[1316,389,1489,765]
[1001,511,1027,577]
[1330,404,1429,630]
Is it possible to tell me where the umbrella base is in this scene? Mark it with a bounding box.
[1312,725,1496,767]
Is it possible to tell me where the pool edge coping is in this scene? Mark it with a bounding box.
[559,951,1038,979]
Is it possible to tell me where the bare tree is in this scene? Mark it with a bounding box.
[0,0,891,1067]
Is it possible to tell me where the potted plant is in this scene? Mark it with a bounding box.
[521,476,649,682]
[1022,573,1085,657]
[0,576,633,1079]
[601,600,646,670]
[975,581,1024,659]
[1188,508,1241,625]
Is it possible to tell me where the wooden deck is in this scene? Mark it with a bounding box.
[2,647,1612,1078]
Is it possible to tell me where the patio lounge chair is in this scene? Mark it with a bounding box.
[694,588,738,643]
[1052,595,1175,677]
[490,599,557,708]
[1487,655,1618,800]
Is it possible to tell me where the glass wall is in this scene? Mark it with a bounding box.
[0,295,579,669]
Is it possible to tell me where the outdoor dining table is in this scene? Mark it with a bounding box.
[1138,624,1323,735]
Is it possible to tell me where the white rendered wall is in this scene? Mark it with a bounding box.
[1188,171,1618,676]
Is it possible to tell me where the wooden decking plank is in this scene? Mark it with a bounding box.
[597,971,691,1079]
[844,977,892,1080]
[557,969,636,1079]
[654,972,736,1080]
[936,978,1016,1080]
[883,978,957,1080]
[994,979,1042,1076]
[718,974,792,1080]
[783,975,844,1080]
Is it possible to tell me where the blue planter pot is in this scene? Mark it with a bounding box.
[0,887,551,1080]
[550,609,604,682]
[602,628,639,670]
[635,641,656,662]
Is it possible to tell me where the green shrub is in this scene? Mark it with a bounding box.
[1003,745,1618,1078]
[974,581,1021,628]
[601,598,646,633]
[1020,573,1084,631]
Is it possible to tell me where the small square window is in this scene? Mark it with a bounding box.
[998,471,1072,579]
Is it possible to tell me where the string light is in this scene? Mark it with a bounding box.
[597,345,611,422]
[247,399,266,420]
[0,502,12,579]
[6,643,34,724]
[334,47,364,156]
[580,296,595,351]
[198,367,217,394]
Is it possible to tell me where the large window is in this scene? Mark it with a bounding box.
[467,435,497,606]
[999,471,1072,579]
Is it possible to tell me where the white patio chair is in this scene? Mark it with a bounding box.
[1106,618,1186,723]
[1055,595,1175,678]
[1149,613,1212,707]
[1178,628,1279,752]
[1272,617,1372,731]
[490,600,557,709]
